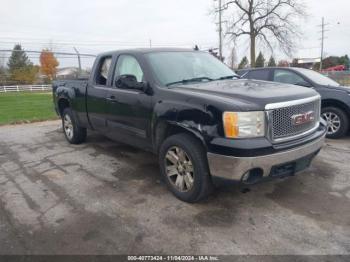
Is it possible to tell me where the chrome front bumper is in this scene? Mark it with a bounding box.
[207,134,325,181]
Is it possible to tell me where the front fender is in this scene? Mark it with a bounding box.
[152,100,222,152]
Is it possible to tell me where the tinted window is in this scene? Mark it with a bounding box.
[246,70,270,81]
[273,69,308,86]
[114,55,144,82]
[95,56,112,86]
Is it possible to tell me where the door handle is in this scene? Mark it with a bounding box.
[107,95,118,102]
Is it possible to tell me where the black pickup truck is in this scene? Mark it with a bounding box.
[53,48,327,202]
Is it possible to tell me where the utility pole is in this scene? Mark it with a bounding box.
[149,39,152,48]
[218,0,223,61]
[73,47,82,75]
[319,17,329,71]
[214,0,228,61]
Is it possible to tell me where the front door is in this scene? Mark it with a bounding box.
[86,56,112,131]
[105,54,152,149]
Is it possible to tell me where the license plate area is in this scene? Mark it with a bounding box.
[269,152,317,178]
[270,162,296,178]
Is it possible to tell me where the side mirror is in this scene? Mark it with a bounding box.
[115,74,147,91]
[296,81,312,88]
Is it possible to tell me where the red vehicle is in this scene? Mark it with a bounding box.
[323,65,346,71]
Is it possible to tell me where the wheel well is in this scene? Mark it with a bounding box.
[58,99,70,116]
[155,122,206,153]
[322,99,350,117]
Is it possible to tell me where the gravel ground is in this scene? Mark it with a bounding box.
[0,120,349,255]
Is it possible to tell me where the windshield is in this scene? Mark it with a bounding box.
[295,68,340,87]
[146,51,237,86]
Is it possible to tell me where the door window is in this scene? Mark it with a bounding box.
[95,56,112,86]
[273,69,308,86]
[246,69,270,81]
[114,55,144,83]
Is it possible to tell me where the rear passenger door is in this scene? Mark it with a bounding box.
[86,56,112,131]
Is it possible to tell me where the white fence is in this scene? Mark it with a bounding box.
[0,85,52,93]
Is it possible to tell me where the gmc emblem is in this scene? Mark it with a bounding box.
[291,111,315,126]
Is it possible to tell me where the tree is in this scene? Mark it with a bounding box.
[224,0,305,67]
[316,55,349,70]
[7,44,32,74]
[255,52,265,67]
[278,60,289,67]
[7,44,38,84]
[291,58,299,67]
[0,65,6,85]
[313,55,350,70]
[11,65,39,85]
[268,56,277,67]
[228,46,238,68]
[339,55,349,69]
[40,49,59,80]
[0,65,5,75]
[0,53,5,72]
[322,56,339,69]
[238,56,249,69]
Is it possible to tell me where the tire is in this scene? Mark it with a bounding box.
[321,106,349,139]
[159,133,213,203]
[62,108,87,144]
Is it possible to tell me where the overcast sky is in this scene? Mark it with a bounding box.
[0,0,349,68]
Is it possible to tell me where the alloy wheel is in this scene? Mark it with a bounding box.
[322,112,341,135]
[164,146,194,192]
[63,114,74,140]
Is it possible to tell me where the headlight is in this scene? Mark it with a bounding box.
[223,111,265,138]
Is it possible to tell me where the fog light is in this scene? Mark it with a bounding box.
[241,168,264,184]
[242,171,251,183]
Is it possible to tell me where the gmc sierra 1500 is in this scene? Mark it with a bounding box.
[53,48,327,202]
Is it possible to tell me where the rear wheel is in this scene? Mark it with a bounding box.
[62,108,87,144]
[321,106,349,139]
[159,133,213,203]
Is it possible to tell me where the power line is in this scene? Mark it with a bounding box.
[0,39,217,47]
[0,56,94,59]
[0,49,96,57]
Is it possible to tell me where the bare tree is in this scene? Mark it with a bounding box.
[228,45,238,68]
[224,0,306,67]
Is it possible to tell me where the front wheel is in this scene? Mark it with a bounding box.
[322,107,349,139]
[62,108,87,144]
[159,133,213,203]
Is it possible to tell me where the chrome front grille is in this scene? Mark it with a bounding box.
[267,96,321,142]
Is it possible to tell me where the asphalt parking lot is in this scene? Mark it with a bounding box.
[0,120,349,255]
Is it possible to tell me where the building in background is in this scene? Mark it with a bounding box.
[293,58,321,69]
[56,67,90,79]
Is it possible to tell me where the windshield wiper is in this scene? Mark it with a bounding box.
[166,77,214,87]
[215,75,240,80]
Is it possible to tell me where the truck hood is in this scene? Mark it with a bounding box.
[171,79,318,110]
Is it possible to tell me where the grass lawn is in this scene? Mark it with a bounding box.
[0,92,59,125]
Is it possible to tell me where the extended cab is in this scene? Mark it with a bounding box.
[53,48,327,203]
